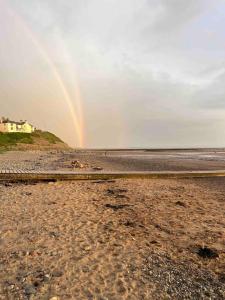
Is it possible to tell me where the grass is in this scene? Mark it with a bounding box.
[0,148,6,154]
[0,130,64,151]
[0,132,33,147]
[32,130,63,144]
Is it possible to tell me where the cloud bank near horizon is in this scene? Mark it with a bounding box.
[0,0,225,147]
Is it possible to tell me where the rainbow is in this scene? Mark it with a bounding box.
[1,0,84,147]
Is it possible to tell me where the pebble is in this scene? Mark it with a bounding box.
[49,231,60,238]
[4,183,13,187]
[50,251,58,256]
[52,270,63,277]
[44,274,51,282]
[24,284,36,295]
[71,160,84,168]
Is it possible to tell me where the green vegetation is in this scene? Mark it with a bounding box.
[32,130,63,144]
[0,132,33,147]
[0,130,65,150]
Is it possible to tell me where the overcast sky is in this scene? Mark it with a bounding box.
[0,0,225,148]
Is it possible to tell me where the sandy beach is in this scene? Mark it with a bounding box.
[2,0,225,298]
[0,150,225,299]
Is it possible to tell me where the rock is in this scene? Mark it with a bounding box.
[49,232,60,238]
[49,297,60,300]
[44,274,51,282]
[52,270,63,277]
[24,284,36,296]
[9,284,15,290]
[71,160,84,168]
[92,167,103,171]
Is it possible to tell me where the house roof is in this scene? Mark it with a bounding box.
[1,120,32,126]
[2,120,25,125]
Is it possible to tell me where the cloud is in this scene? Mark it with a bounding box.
[1,0,225,147]
[194,69,225,109]
[150,0,205,31]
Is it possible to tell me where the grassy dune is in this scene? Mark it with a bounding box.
[0,130,67,151]
[31,130,64,144]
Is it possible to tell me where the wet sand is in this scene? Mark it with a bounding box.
[1,149,225,172]
[0,177,225,299]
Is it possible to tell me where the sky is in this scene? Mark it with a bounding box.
[0,0,225,148]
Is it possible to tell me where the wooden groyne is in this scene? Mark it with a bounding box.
[1,170,225,182]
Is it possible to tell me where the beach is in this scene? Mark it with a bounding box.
[0,150,225,299]
[1,149,225,172]
[2,0,224,298]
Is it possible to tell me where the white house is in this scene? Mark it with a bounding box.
[0,118,35,133]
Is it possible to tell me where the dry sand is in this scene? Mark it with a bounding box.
[0,177,224,299]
